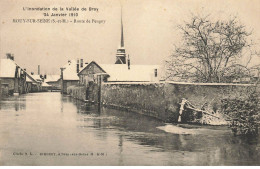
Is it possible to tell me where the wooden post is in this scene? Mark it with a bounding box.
[60,68,65,94]
[0,80,2,100]
[97,75,102,113]
[178,98,186,123]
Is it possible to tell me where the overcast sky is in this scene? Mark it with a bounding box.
[0,0,260,74]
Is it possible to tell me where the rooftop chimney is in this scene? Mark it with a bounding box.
[38,65,40,75]
[60,67,65,79]
[154,69,158,77]
[80,59,83,68]
[76,59,79,73]
[6,53,14,60]
[127,54,130,70]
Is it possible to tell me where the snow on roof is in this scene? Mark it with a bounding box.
[26,74,33,82]
[0,59,17,78]
[45,75,60,82]
[25,73,38,83]
[31,75,42,81]
[42,82,51,87]
[62,60,82,81]
[0,58,39,83]
[99,64,161,82]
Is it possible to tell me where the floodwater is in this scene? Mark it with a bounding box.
[0,92,259,166]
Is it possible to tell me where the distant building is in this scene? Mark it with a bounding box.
[0,57,17,95]
[30,74,43,91]
[45,75,61,91]
[25,72,39,93]
[42,82,51,92]
[0,55,42,95]
[78,61,162,85]
[60,59,85,94]
[0,56,26,95]
[31,74,43,83]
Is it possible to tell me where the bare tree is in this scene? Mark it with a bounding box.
[165,15,258,83]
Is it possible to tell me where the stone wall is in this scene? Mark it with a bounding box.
[67,84,100,103]
[101,82,253,122]
[62,80,79,94]
[101,82,168,120]
[67,85,87,100]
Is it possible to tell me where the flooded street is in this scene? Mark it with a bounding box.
[0,92,260,166]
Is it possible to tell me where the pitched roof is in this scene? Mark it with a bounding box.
[0,58,40,84]
[78,61,105,75]
[0,59,17,78]
[42,82,51,87]
[45,75,60,82]
[31,75,42,81]
[79,61,161,82]
[26,76,33,82]
[100,64,161,81]
[62,60,83,81]
[26,73,38,83]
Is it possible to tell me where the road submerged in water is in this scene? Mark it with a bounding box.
[0,92,259,165]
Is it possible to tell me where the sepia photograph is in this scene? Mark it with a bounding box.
[0,0,260,166]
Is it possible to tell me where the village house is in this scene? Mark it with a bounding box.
[45,75,61,91]
[0,54,43,96]
[25,72,40,93]
[0,57,17,96]
[42,82,52,92]
[0,55,27,95]
[31,74,43,83]
[25,74,34,92]
[78,61,161,85]
[60,59,86,94]
[30,74,43,92]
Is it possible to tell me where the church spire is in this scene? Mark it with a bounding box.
[115,5,126,64]
[120,7,124,48]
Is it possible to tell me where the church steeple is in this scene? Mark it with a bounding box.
[120,8,124,48]
[115,6,126,64]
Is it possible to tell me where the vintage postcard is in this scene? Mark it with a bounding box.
[0,0,260,166]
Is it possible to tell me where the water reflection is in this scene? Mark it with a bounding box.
[0,92,259,165]
[0,95,27,112]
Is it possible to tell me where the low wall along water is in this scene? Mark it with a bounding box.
[67,81,253,123]
[101,82,168,120]
[67,85,87,101]
[101,82,253,122]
